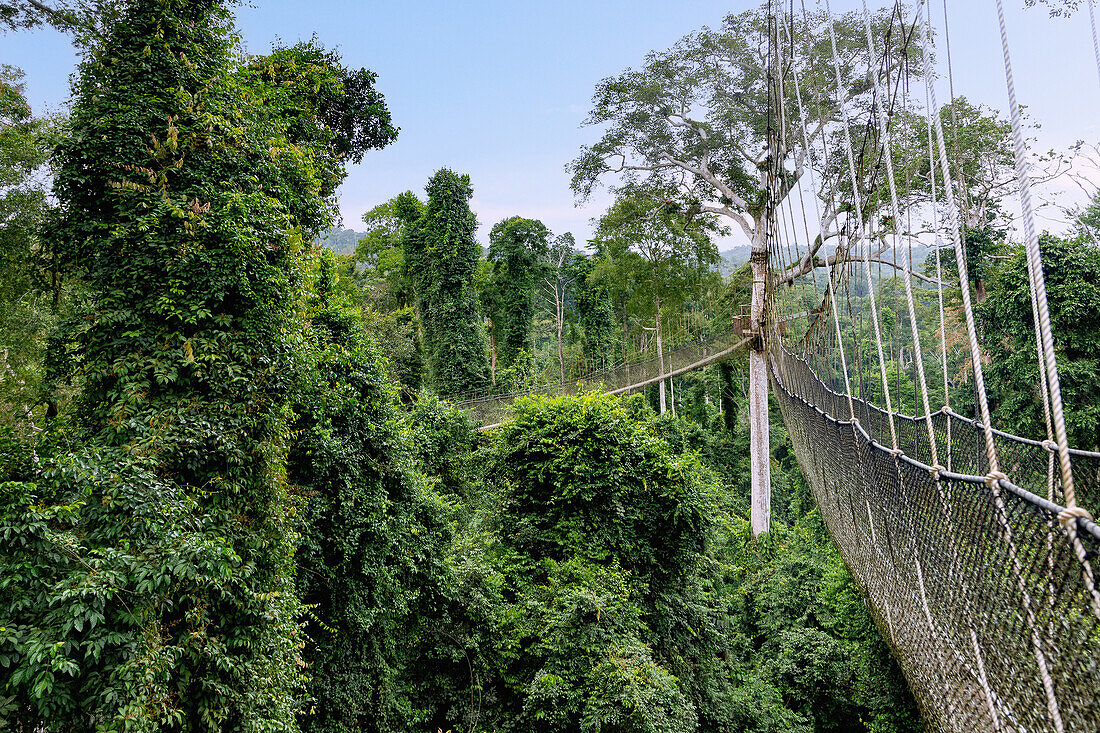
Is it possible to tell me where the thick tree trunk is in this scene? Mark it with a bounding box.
[749,240,770,537]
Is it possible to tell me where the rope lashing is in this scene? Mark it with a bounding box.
[985,471,1009,489]
[1058,505,1095,531]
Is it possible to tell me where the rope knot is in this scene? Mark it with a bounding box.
[1058,505,1094,530]
[985,470,1009,489]
[889,448,904,457]
[930,464,946,478]
[1041,439,1058,452]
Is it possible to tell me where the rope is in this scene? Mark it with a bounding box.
[918,1,1002,478]
[824,0,900,452]
[926,74,953,471]
[780,13,858,423]
[1090,0,1100,90]
[994,0,1077,510]
[860,0,941,469]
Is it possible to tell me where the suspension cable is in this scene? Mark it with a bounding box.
[860,0,941,468]
[824,0,900,451]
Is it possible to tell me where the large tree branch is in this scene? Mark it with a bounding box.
[659,152,751,212]
[777,232,944,287]
[699,204,754,240]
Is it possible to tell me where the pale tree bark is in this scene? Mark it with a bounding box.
[655,291,666,414]
[556,289,565,384]
[488,321,496,385]
[750,228,771,538]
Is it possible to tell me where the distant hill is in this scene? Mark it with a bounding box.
[718,245,752,275]
[718,242,933,277]
[316,228,364,256]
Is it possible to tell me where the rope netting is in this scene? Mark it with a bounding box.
[765,1,1100,729]
[771,351,1100,732]
[454,330,750,425]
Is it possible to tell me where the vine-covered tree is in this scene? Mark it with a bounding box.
[404,169,490,396]
[569,253,618,374]
[1,0,396,726]
[485,216,549,374]
[239,39,398,216]
[289,249,448,732]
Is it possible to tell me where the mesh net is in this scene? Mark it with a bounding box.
[453,331,750,425]
[771,338,1100,732]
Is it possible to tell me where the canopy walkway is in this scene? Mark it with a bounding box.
[453,330,751,427]
[454,1,1100,729]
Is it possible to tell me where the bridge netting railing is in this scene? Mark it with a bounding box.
[774,345,1100,516]
[770,341,1100,732]
[452,329,750,426]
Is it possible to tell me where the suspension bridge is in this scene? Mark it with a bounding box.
[454,1,1100,730]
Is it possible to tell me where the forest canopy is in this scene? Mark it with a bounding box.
[2,0,1098,731]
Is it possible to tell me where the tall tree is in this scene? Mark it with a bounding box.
[541,232,576,384]
[569,253,618,374]
[404,169,490,396]
[1,0,396,726]
[594,187,719,413]
[485,216,549,373]
[569,4,921,286]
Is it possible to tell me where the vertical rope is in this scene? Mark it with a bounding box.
[994,0,1100,633]
[1090,0,1100,90]
[780,14,858,423]
[918,6,1069,729]
[924,71,953,469]
[860,0,941,470]
[824,0,900,452]
[994,0,1076,508]
[919,2,1001,477]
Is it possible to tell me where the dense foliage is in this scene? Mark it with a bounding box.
[484,217,549,372]
[1,0,396,727]
[981,233,1100,450]
[22,0,1087,729]
[403,170,491,396]
[0,65,58,429]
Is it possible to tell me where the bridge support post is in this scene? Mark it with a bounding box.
[749,248,770,538]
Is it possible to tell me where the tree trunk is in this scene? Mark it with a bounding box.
[655,292,666,414]
[749,239,770,538]
[623,319,630,385]
[489,321,496,386]
[556,285,565,384]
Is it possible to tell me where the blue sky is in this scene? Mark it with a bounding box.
[3,1,1099,246]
